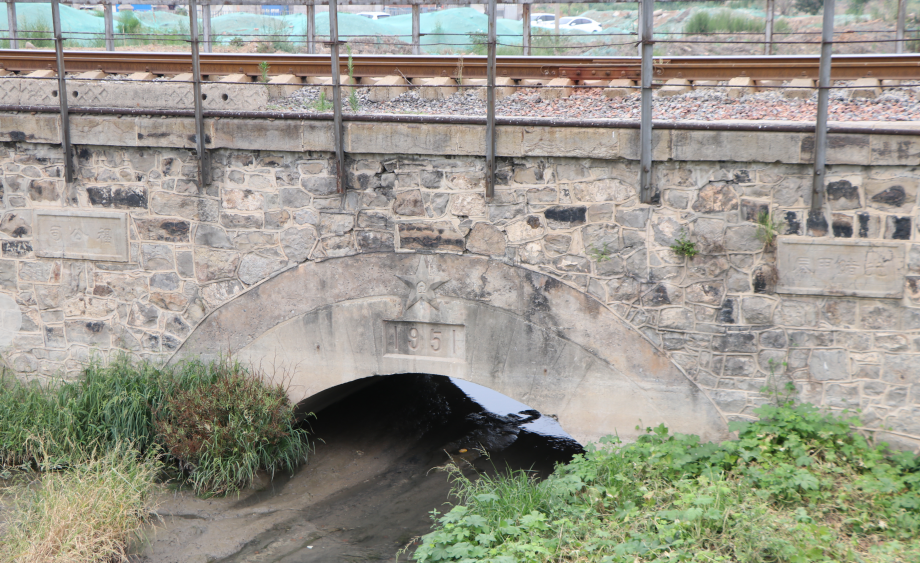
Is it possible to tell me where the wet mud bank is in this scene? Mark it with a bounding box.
[135,374,583,563]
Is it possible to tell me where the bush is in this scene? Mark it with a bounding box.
[0,358,311,496]
[414,403,920,562]
[0,447,160,563]
[154,361,311,495]
[795,0,824,15]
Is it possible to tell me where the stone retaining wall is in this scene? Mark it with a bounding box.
[1,113,919,446]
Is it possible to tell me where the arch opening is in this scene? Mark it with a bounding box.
[176,252,731,445]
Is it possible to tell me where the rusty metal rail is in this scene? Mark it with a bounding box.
[2,50,920,81]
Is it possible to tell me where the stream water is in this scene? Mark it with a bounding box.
[135,374,583,563]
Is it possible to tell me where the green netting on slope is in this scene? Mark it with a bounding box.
[1,5,607,50]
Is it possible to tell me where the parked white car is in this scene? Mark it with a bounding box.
[559,16,603,33]
[530,13,556,29]
[357,12,391,20]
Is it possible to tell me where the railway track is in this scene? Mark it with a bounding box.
[2,50,920,82]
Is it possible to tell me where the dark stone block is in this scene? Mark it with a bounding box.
[544,206,587,226]
[784,211,801,235]
[713,332,757,352]
[806,210,828,237]
[871,185,906,207]
[832,218,853,238]
[1,240,31,257]
[857,212,870,238]
[826,179,859,203]
[888,216,912,240]
[719,298,735,324]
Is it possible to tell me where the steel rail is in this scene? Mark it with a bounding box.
[3,51,920,81]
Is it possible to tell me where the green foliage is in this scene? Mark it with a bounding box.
[588,243,612,263]
[0,358,311,496]
[346,44,360,112]
[18,17,53,49]
[670,229,699,258]
[115,11,142,36]
[684,10,766,34]
[795,0,825,15]
[756,210,786,246]
[229,36,244,47]
[847,0,872,15]
[414,403,920,563]
[313,90,332,111]
[154,362,310,496]
[259,60,270,83]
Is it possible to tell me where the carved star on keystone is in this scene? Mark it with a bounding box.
[397,257,448,312]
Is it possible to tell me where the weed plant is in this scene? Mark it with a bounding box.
[414,402,920,562]
[17,17,53,49]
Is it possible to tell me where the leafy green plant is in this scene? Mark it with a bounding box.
[755,210,785,246]
[229,36,244,47]
[414,403,920,563]
[18,17,53,49]
[588,243,611,262]
[670,229,699,258]
[259,60,270,83]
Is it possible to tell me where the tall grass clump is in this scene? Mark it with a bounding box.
[154,361,311,495]
[0,446,160,563]
[684,9,766,34]
[414,401,920,562]
[0,357,311,496]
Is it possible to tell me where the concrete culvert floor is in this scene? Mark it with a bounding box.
[132,373,582,563]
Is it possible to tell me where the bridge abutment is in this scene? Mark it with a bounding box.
[1,113,918,446]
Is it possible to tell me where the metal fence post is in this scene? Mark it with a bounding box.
[189,0,210,187]
[50,0,73,183]
[764,0,775,55]
[6,1,17,49]
[411,4,420,55]
[522,3,531,56]
[485,0,496,201]
[811,0,834,211]
[329,0,345,194]
[202,2,212,54]
[306,1,314,54]
[896,0,906,54]
[104,1,114,51]
[639,0,654,204]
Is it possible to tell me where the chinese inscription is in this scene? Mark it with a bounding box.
[34,211,129,262]
[384,320,466,361]
[777,238,905,299]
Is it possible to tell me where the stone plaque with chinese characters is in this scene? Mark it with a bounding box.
[384,320,466,361]
[777,238,905,299]
[34,211,129,262]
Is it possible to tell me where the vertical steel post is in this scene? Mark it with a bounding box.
[639,0,654,204]
[411,4,420,55]
[202,3,211,54]
[189,0,209,187]
[6,1,17,49]
[330,0,345,194]
[306,2,314,54]
[485,0,496,201]
[522,3,530,56]
[50,0,73,183]
[811,0,834,212]
[764,0,774,55]
[103,1,114,51]
[554,3,560,55]
[896,0,906,54]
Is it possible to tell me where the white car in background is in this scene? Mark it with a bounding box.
[558,16,603,33]
[357,12,391,20]
[530,13,556,29]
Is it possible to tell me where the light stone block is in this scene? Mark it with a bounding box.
[777,238,905,299]
[33,211,129,262]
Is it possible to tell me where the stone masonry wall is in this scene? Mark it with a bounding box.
[1,115,919,447]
